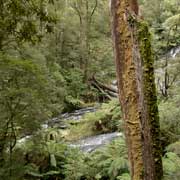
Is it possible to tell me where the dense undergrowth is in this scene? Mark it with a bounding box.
[1,96,180,180]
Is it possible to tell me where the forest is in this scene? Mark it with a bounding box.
[0,0,179,180]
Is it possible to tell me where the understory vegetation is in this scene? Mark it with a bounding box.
[65,99,122,141]
[1,97,180,180]
[0,0,179,179]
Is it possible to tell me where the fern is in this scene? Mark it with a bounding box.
[163,152,180,180]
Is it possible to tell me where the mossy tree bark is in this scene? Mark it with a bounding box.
[111,0,163,180]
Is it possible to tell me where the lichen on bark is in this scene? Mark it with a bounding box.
[111,0,163,179]
[111,0,144,179]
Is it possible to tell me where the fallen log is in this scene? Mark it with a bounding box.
[89,76,118,99]
[105,90,118,98]
[90,76,118,93]
[90,80,112,100]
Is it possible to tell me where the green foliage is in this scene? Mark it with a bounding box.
[64,95,85,112]
[0,54,61,135]
[93,99,122,133]
[63,138,129,180]
[63,148,89,180]
[163,14,180,28]
[166,141,180,157]
[163,152,180,180]
[65,99,122,141]
[91,138,129,180]
[64,68,87,98]
[117,173,131,180]
[0,147,26,180]
[0,52,66,178]
[159,94,180,145]
[141,0,180,53]
[8,135,68,180]
[0,0,57,49]
[16,128,126,180]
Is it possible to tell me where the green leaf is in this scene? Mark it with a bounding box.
[50,154,57,167]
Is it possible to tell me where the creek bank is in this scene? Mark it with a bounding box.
[18,100,122,153]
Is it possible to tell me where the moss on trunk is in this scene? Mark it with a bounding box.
[111,0,144,179]
[138,21,163,180]
[111,0,163,180]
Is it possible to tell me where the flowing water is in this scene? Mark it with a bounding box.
[47,106,99,129]
[18,105,122,152]
[70,132,123,152]
[169,46,180,58]
[55,106,122,152]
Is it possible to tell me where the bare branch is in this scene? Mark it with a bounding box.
[89,0,97,23]
[72,2,82,25]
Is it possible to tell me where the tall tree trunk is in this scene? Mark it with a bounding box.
[73,0,97,82]
[111,0,163,180]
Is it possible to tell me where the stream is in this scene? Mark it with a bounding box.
[70,132,123,152]
[48,106,122,152]
[47,106,99,129]
[18,105,122,153]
